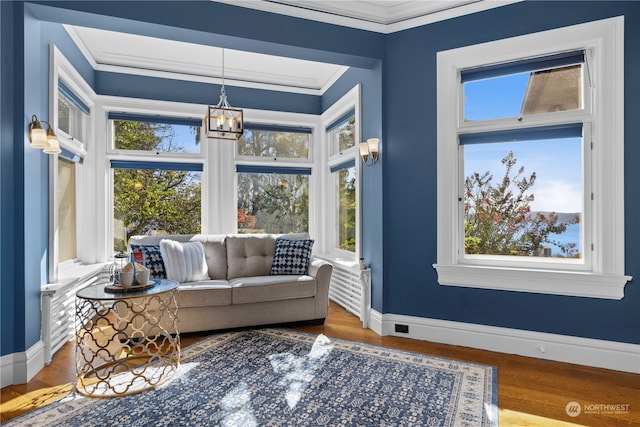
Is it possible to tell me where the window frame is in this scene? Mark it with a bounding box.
[320,85,362,261]
[434,16,630,299]
[56,79,89,152]
[232,109,320,235]
[102,98,208,254]
[235,123,314,162]
[330,159,357,254]
[49,46,97,283]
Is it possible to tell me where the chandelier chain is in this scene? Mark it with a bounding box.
[221,48,226,96]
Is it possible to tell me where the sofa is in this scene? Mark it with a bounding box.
[125,233,333,334]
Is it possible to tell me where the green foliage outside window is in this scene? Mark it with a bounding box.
[237,129,309,159]
[338,117,356,152]
[338,168,356,252]
[112,120,201,251]
[236,128,311,234]
[464,151,579,257]
[237,173,308,234]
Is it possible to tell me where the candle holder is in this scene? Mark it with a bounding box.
[109,251,129,284]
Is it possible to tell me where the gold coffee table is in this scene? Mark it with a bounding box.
[75,279,179,397]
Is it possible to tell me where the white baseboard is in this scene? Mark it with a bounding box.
[368,310,640,373]
[0,340,46,388]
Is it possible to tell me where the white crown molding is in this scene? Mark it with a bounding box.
[64,25,347,96]
[212,0,523,34]
[369,309,640,373]
[64,24,98,69]
[386,0,523,33]
[94,63,327,96]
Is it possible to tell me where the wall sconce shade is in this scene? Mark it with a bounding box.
[29,115,61,154]
[360,138,380,166]
[43,127,61,154]
[28,115,48,148]
[204,48,244,141]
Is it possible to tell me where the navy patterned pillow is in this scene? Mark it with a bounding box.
[129,244,167,279]
[270,237,314,275]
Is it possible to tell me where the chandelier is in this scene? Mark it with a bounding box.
[204,48,244,141]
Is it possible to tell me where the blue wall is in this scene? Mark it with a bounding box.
[321,66,384,309]
[384,1,640,344]
[2,0,638,361]
[1,0,18,355]
[96,72,322,115]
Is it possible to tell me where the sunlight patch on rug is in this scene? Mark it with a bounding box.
[268,333,333,409]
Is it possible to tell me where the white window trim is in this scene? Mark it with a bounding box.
[49,45,98,283]
[319,85,362,261]
[434,17,631,299]
[99,96,208,255]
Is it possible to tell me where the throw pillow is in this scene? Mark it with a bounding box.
[159,240,210,283]
[129,244,166,279]
[270,237,314,275]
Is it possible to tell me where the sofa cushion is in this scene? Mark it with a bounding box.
[190,234,227,280]
[230,275,316,304]
[160,240,210,283]
[129,234,194,245]
[177,280,232,307]
[129,244,166,279]
[270,237,314,275]
[226,235,276,280]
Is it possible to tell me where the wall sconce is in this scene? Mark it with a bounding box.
[28,115,61,154]
[359,138,380,166]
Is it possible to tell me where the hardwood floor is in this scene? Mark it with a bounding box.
[2,302,638,426]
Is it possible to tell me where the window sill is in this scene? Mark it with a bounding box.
[315,252,358,269]
[43,261,109,295]
[432,263,632,300]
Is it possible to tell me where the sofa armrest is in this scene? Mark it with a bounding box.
[308,257,333,319]
[308,257,331,279]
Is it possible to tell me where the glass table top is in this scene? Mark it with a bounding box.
[76,279,178,300]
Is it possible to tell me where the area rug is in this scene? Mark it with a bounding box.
[5,329,497,426]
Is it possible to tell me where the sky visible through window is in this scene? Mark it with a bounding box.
[464,73,582,256]
[169,124,200,153]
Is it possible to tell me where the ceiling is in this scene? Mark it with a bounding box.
[65,1,520,95]
[220,0,494,30]
[66,25,349,95]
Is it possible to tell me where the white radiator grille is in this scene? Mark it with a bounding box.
[321,258,371,327]
[41,269,108,364]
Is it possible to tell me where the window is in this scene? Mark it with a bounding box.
[58,80,89,145]
[331,160,356,252]
[435,17,630,299]
[49,46,95,282]
[109,114,203,251]
[237,124,311,160]
[57,157,77,262]
[235,123,312,234]
[236,166,310,234]
[322,86,361,257]
[327,111,357,252]
[109,113,202,154]
[327,109,356,157]
[54,82,89,264]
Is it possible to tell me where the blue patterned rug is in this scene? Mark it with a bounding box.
[6,329,497,426]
